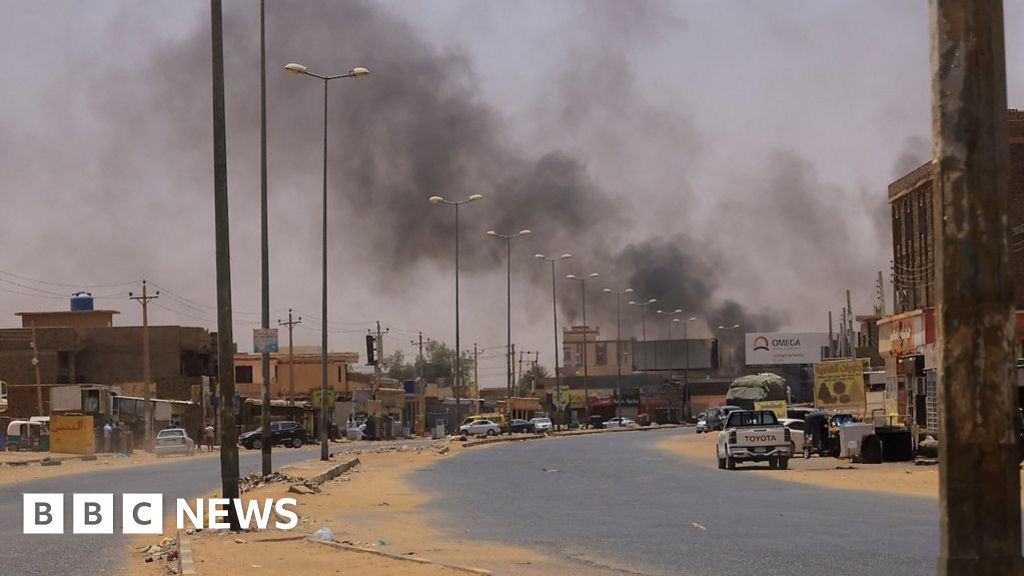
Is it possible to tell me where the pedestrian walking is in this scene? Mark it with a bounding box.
[102,421,112,453]
[204,423,215,452]
[111,422,121,453]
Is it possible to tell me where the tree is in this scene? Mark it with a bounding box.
[422,339,473,385]
[383,350,416,381]
[517,364,551,395]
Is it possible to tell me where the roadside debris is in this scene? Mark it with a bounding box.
[691,522,707,531]
[39,457,61,467]
[139,536,178,564]
[308,527,335,542]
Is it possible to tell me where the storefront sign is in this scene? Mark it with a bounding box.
[813,359,867,409]
[50,415,94,455]
[552,385,570,410]
[754,400,787,420]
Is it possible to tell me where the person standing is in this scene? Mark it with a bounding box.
[102,421,112,453]
[204,423,215,452]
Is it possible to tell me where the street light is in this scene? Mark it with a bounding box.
[488,228,532,434]
[716,323,742,375]
[285,60,369,461]
[429,194,483,429]
[603,287,633,419]
[656,308,685,339]
[628,298,657,370]
[535,253,572,430]
[565,272,599,423]
[680,316,699,388]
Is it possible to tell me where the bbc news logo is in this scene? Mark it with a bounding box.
[23,494,298,534]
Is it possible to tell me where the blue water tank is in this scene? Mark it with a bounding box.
[70,291,94,311]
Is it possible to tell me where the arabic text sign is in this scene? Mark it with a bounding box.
[813,359,867,409]
[51,415,94,455]
[754,400,787,420]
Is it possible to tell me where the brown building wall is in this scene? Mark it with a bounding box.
[890,110,1024,314]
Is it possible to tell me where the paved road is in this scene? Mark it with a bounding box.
[416,428,941,576]
[0,440,431,576]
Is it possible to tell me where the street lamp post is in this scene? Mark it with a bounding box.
[566,272,599,423]
[488,229,532,434]
[603,287,633,419]
[628,298,657,370]
[535,253,572,430]
[681,316,698,384]
[285,61,369,461]
[717,324,741,375]
[657,308,684,377]
[430,194,483,430]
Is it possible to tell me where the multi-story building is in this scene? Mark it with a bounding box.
[880,109,1024,432]
[232,347,358,399]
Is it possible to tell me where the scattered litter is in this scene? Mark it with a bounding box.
[376,502,390,506]
[308,527,335,542]
[288,484,318,495]
[376,539,391,546]
[239,471,301,493]
[914,458,939,466]
[234,538,247,544]
[40,457,61,467]
[835,465,857,470]
[691,522,706,531]
[251,565,263,568]
[436,446,450,455]
[542,468,560,473]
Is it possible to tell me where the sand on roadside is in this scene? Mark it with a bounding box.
[0,449,219,485]
[124,443,628,576]
[658,431,1024,499]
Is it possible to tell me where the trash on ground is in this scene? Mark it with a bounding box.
[308,527,335,542]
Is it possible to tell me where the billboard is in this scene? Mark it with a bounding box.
[631,339,717,371]
[253,328,279,353]
[745,332,829,365]
[813,359,867,410]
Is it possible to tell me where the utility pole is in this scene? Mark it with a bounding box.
[828,310,834,358]
[372,322,388,396]
[210,0,240,530]
[532,352,540,395]
[278,310,301,407]
[877,270,887,316]
[258,0,272,478]
[130,280,159,449]
[417,331,424,379]
[932,1,1022,573]
[473,343,479,397]
[31,322,42,415]
[846,289,854,359]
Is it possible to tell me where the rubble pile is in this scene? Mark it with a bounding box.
[239,471,299,493]
[139,536,179,573]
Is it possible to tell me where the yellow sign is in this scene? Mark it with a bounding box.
[50,415,94,455]
[311,388,336,409]
[754,400,787,420]
[813,359,867,409]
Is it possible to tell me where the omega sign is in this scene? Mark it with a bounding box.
[745,332,829,366]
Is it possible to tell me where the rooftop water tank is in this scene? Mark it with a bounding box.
[70,291,94,311]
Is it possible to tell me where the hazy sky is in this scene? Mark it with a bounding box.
[3,1,1024,387]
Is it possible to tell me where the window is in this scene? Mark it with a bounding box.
[235,365,253,383]
[786,420,804,432]
[595,343,608,366]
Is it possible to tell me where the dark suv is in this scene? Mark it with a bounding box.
[239,420,307,450]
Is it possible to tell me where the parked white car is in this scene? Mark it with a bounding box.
[530,417,553,433]
[779,418,805,452]
[604,417,636,428]
[154,428,196,457]
[459,419,500,437]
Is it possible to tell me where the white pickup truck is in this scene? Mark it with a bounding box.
[715,410,792,470]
